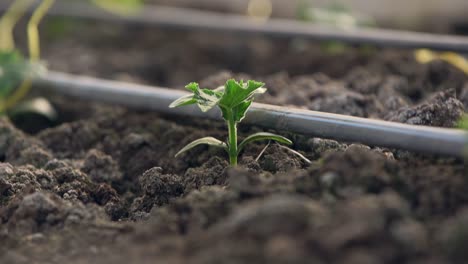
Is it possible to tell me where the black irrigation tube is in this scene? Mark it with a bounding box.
[34,71,468,158]
[2,1,468,52]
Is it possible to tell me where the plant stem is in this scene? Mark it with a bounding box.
[0,0,33,51]
[227,113,238,166]
[28,0,55,61]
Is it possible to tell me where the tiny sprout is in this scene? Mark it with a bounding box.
[170,79,303,166]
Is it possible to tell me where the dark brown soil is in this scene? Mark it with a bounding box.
[1,19,468,263]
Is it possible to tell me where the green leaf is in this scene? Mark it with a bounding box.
[219,79,266,122]
[175,137,227,157]
[0,50,43,99]
[238,132,292,153]
[0,50,26,98]
[169,82,223,112]
[219,79,265,109]
[232,100,252,123]
[196,88,222,112]
[298,3,376,29]
[185,82,199,92]
[168,94,197,108]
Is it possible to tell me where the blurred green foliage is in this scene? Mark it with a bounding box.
[297,1,376,55]
[0,0,52,116]
[0,50,29,99]
[91,0,144,15]
[298,1,376,29]
[44,17,83,39]
[458,115,468,130]
[0,49,44,114]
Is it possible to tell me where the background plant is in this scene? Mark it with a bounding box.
[0,0,143,115]
[170,79,307,166]
[0,0,54,114]
[297,1,376,55]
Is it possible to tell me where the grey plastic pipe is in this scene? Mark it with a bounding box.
[2,1,468,52]
[34,71,468,158]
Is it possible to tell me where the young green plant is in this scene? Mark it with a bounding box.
[169,79,294,166]
[0,0,54,113]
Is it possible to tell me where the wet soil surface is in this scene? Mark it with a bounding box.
[1,22,468,263]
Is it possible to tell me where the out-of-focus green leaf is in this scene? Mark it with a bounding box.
[298,3,376,29]
[91,0,144,15]
[0,50,42,99]
[0,50,27,98]
[44,17,84,39]
[297,2,376,55]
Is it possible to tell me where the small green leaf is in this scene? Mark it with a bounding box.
[175,137,227,157]
[238,132,292,153]
[0,50,26,98]
[169,82,223,112]
[219,79,265,109]
[169,94,197,108]
[185,82,199,92]
[232,100,252,122]
[218,79,266,122]
[0,50,43,99]
[196,88,222,112]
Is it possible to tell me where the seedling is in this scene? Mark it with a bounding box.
[170,79,301,166]
[415,49,468,75]
[0,0,54,113]
[0,0,142,118]
[297,2,376,55]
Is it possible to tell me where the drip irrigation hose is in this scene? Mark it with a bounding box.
[1,2,468,52]
[34,71,468,158]
[1,1,468,52]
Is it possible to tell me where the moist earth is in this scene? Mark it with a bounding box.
[1,22,467,263]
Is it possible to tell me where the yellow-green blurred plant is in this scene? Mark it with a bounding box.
[297,1,376,55]
[0,0,54,114]
[91,0,143,15]
[0,0,145,120]
[298,2,376,29]
[415,49,468,75]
